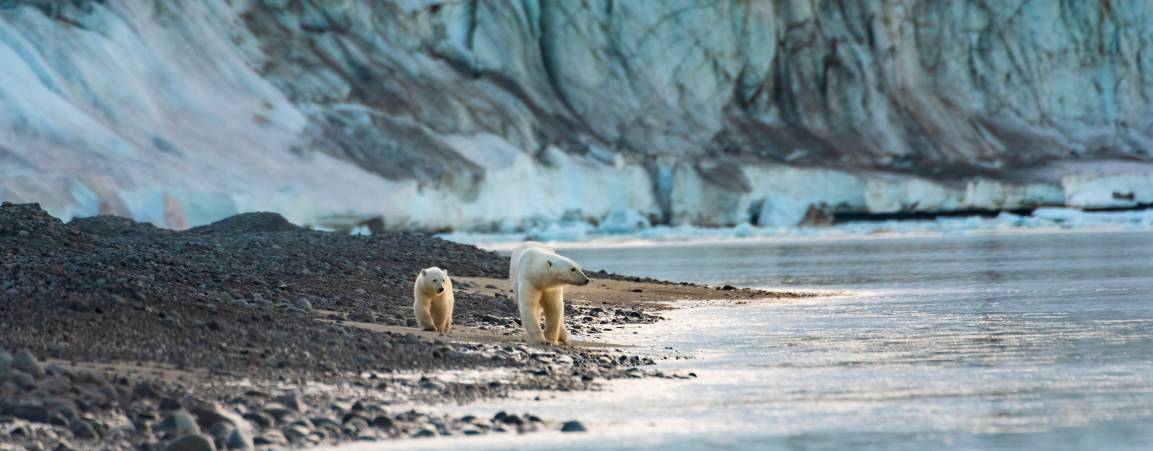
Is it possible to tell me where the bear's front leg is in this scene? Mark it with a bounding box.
[542,290,566,345]
[517,287,548,345]
[415,299,436,332]
[438,296,454,335]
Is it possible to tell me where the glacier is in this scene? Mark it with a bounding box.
[1,0,1152,231]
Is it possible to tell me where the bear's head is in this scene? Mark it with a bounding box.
[546,256,591,287]
[420,267,450,294]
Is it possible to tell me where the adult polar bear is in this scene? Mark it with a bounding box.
[509,242,591,345]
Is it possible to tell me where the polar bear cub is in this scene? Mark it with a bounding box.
[413,267,454,333]
[510,245,590,345]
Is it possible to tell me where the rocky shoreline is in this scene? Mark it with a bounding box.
[0,202,787,450]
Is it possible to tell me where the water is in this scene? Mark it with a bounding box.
[350,230,1153,450]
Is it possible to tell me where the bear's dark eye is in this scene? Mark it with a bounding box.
[570,268,576,272]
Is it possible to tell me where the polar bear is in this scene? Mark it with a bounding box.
[508,241,554,292]
[413,267,454,333]
[511,246,590,345]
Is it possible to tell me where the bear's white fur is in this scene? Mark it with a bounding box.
[413,267,454,333]
[510,246,590,345]
[508,241,554,292]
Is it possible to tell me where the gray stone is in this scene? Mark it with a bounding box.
[6,369,37,389]
[0,351,12,376]
[156,410,201,436]
[225,426,255,450]
[294,297,312,311]
[162,434,216,451]
[13,349,44,378]
[271,393,306,412]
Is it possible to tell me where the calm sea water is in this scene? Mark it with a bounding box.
[354,230,1153,451]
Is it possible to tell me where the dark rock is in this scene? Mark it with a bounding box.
[241,413,271,429]
[411,425,437,438]
[310,416,341,430]
[5,401,49,423]
[159,398,183,411]
[70,420,100,439]
[162,434,216,451]
[560,420,587,432]
[253,429,287,446]
[207,422,235,444]
[369,415,393,429]
[225,427,254,451]
[44,398,79,422]
[281,423,311,442]
[132,382,159,399]
[53,439,78,451]
[262,403,294,420]
[187,213,298,235]
[498,414,523,425]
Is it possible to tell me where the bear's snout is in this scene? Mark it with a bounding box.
[437,287,445,293]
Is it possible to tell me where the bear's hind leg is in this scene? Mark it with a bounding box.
[439,297,454,334]
[430,300,446,333]
[517,286,547,345]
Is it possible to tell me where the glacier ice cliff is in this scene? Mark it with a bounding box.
[1,0,1152,230]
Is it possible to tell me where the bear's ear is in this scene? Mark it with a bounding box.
[421,268,427,276]
[546,260,553,267]
[443,269,449,275]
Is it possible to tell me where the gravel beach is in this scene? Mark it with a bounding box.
[0,202,796,450]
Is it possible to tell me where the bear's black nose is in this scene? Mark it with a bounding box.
[437,288,444,293]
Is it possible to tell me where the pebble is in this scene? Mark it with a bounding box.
[254,429,287,446]
[5,401,49,423]
[560,420,587,432]
[157,410,201,436]
[159,398,183,411]
[272,393,306,412]
[262,403,294,420]
[294,298,313,311]
[411,425,437,438]
[369,415,393,429]
[281,423,311,442]
[163,434,216,451]
[13,349,45,378]
[0,350,12,375]
[311,416,341,430]
[225,427,254,450]
[241,413,271,429]
[70,420,99,439]
[7,369,37,389]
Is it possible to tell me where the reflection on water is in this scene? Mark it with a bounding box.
[350,231,1153,450]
